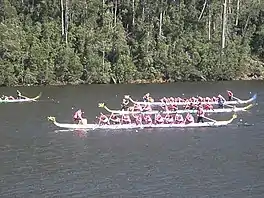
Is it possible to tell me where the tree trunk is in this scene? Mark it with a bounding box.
[228,0,232,14]
[114,0,117,27]
[235,0,239,26]
[61,0,64,37]
[132,0,135,26]
[159,11,162,37]
[221,0,227,49]
[208,1,211,40]
[65,0,68,45]
[198,0,207,21]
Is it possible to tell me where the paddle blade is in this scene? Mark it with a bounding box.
[98,103,105,108]
[47,116,56,122]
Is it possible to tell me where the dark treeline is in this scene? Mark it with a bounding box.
[0,0,264,86]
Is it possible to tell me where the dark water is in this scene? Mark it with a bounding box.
[0,80,264,197]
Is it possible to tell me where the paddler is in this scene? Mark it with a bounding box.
[143,93,154,102]
[196,106,204,123]
[73,109,85,124]
[227,90,233,101]
[174,113,184,124]
[217,94,226,108]
[16,90,26,99]
[121,98,129,110]
[184,113,195,124]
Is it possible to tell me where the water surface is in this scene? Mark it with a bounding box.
[0,80,263,197]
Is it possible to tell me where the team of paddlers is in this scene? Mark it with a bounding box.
[72,90,234,125]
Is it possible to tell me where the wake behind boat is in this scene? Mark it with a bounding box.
[0,91,42,103]
[47,114,237,130]
[98,103,254,115]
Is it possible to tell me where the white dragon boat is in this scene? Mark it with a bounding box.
[47,114,237,130]
[124,93,257,106]
[0,92,42,103]
[98,103,253,114]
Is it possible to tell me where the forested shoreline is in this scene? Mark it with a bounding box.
[0,0,264,86]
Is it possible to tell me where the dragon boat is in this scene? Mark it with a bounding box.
[0,92,42,103]
[47,114,237,130]
[98,103,254,114]
[124,93,257,106]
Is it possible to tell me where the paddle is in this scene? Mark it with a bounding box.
[232,96,242,102]
[203,116,217,122]
[223,103,235,108]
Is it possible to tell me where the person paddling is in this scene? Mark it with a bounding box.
[73,109,85,124]
[227,90,233,101]
[185,113,195,124]
[143,93,154,102]
[16,90,27,99]
[121,98,129,110]
[196,106,204,123]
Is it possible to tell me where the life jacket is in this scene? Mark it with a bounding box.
[175,114,184,123]
[111,115,120,122]
[197,107,205,117]
[74,110,83,119]
[168,104,177,111]
[166,115,174,124]
[122,115,131,123]
[144,115,152,124]
[134,115,142,124]
[212,96,218,102]
[185,113,194,124]
[204,104,213,110]
[155,114,164,123]
[205,97,211,102]
[134,104,142,111]
[99,114,109,123]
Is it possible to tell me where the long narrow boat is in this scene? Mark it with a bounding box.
[0,92,42,103]
[98,103,253,114]
[125,93,257,106]
[47,114,237,130]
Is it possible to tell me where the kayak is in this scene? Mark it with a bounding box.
[0,92,42,103]
[47,114,237,130]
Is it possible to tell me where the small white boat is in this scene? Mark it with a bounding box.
[0,92,42,103]
[47,114,237,130]
[125,94,257,106]
[98,103,253,114]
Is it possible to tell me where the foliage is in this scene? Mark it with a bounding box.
[0,0,263,86]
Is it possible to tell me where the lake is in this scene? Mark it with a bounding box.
[0,80,263,197]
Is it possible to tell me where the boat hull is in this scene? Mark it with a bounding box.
[48,115,237,130]
[126,94,257,106]
[103,104,253,115]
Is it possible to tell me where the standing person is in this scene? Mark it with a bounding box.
[227,90,233,101]
[196,106,204,123]
[217,94,226,108]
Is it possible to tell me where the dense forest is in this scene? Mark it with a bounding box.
[0,0,264,86]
